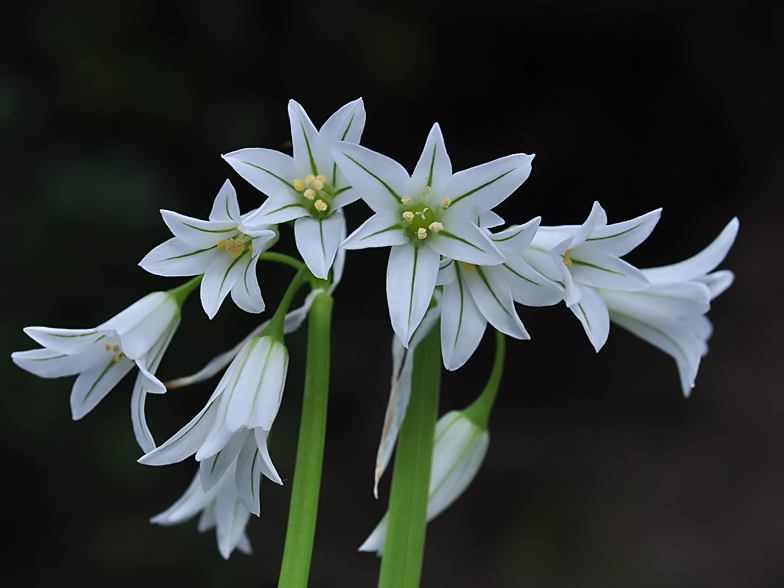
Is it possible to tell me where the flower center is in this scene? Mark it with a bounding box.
[217,232,254,259]
[563,248,573,268]
[399,188,447,243]
[104,341,124,363]
[293,174,335,218]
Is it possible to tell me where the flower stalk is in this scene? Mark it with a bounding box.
[378,324,441,588]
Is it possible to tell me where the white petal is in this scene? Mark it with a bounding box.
[643,218,739,285]
[500,256,564,307]
[209,179,241,223]
[586,208,661,257]
[436,258,457,286]
[151,471,213,525]
[222,148,296,197]
[440,269,487,371]
[699,270,735,300]
[446,153,533,212]
[214,482,252,560]
[490,217,540,255]
[200,431,247,492]
[332,143,411,214]
[12,347,95,378]
[387,244,441,347]
[140,238,219,277]
[98,292,178,359]
[289,99,331,179]
[319,98,366,145]
[429,219,504,266]
[230,253,265,314]
[22,327,103,354]
[570,201,608,248]
[70,356,135,420]
[235,432,263,515]
[477,209,505,229]
[200,252,252,319]
[294,211,345,280]
[464,265,529,340]
[568,246,649,291]
[246,190,309,225]
[569,284,611,352]
[410,123,452,200]
[342,210,407,250]
[600,283,710,318]
[253,428,283,484]
[161,210,235,249]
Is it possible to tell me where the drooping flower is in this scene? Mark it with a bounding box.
[522,202,661,351]
[360,410,489,556]
[598,218,738,396]
[151,457,255,559]
[139,334,286,510]
[222,99,366,280]
[333,123,533,346]
[12,290,182,452]
[437,218,564,370]
[140,180,277,320]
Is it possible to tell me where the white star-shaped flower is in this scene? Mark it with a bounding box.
[522,201,661,351]
[140,180,277,319]
[222,99,366,280]
[599,218,738,396]
[333,123,534,346]
[12,291,181,451]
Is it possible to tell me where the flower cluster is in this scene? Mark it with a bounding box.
[12,98,737,562]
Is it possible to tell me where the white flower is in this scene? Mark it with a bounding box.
[437,218,564,370]
[522,201,661,351]
[333,123,533,346]
[598,218,738,396]
[151,458,254,560]
[12,291,181,452]
[222,99,366,280]
[139,334,286,512]
[360,410,489,556]
[140,180,277,320]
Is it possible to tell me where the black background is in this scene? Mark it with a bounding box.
[1,1,782,586]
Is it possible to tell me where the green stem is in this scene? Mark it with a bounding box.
[277,290,333,588]
[259,251,306,273]
[463,329,506,430]
[166,275,202,306]
[263,266,309,339]
[379,324,441,588]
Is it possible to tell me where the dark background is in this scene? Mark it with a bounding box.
[1,1,782,586]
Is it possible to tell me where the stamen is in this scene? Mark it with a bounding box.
[441,197,451,208]
[218,238,246,258]
[429,222,443,233]
[316,174,326,183]
[293,179,305,192]
[312,179,324,190]
[104,343,112,351]
[401,196,413,205]
[305,174,316,185]
[112,344,120,352]
[112,354,121,363]
[424,186,432,196]
[217,239,229,251]
[402,211,414,222]
[463,262,475,273]
[417,228,427,240]
[304,189,316,200]
[563,249,573,268]
[314,199,328,212]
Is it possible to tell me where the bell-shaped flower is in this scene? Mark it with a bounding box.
[12,290,182,451]
[140,179,278,320]
[360,410,489,555]
[522,202,661,351]
[139,334,286,514]
[598,218,738,396]
[151,458,255,559]
[222,99,366,280]
[437,218,564,370]
[333,123,533,346]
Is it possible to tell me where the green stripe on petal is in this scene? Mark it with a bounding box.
[301,122,319,176]
[570,259,626,276]
[241,161,297,190]
[502,263,540,286]
[585,222,643,242]
[344,154,402,202]
[438,230,489,253]
[475,267,515,320]
[450,168,515,206]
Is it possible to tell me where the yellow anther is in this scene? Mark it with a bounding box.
[304,188,316,200]
[293,179,305,192]
[429,221,443,233]
[441,197,451,208]
[112,353,121,363]
[305,174,316,185]
[112,344,120,352]
[402,211,415,222]
[105,343,112,351]
[217,239,229,251]
[230,246,245,258]
[218,238,245,257]
[249,243,254,253]
[312,179,324,190]
[463,262,475,273]
[401,196,413,205]
[563,249,573,268]
[424,186,432,196]
[314,199,328,212]
[315,174,326,183]
[417,228,427,240]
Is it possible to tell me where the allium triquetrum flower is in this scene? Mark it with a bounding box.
[598,218,738,396]
[222,99,366,280]
[140,179,277,320]
[12,290,183,452]
[333,123,533,346]
[522,201,661,351]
